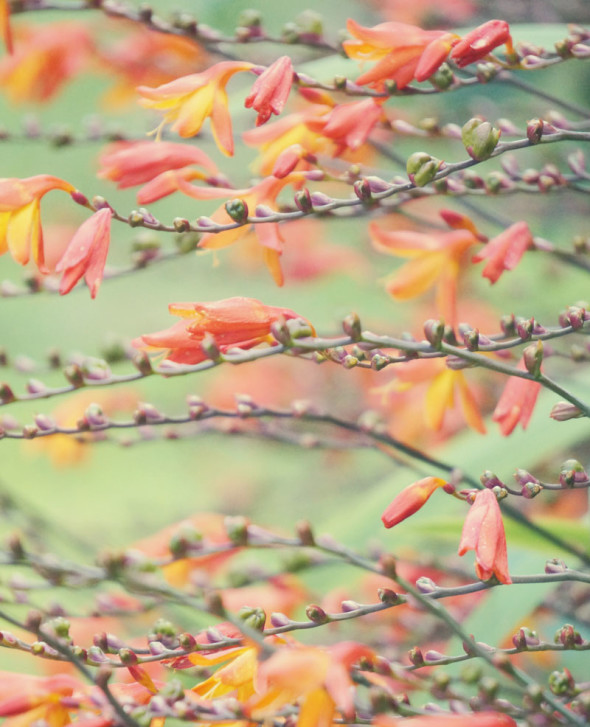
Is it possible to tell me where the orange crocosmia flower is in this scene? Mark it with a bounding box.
[245,55,293,126]
[0,22,93,103]
[492,361,541,436]
[56,207,112,298]
[382,476,448,528]
[370,222,479,327]
[343,19,458,88]
[169,173,305,286]
[137,60,255,155]
[0,175,76,272]
[450,19,514,67]
[305,97,386,152]
[133,296,314,365]
[472,221,533,284]
[191,645,259,702]
[0,671,84,727]
[97,140,219,189]
[458,488,512,584]
[426,367,486,434]
[250,642,373,725]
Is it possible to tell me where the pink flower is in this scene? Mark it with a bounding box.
[382,477,448,528]
[458,488,512,584]
[472,221,533,283]
[450,20,513,67]
[56,207,112,298]
[245,56,293,126]
[492,361,541,436]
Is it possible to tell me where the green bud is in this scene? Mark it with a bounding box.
[238,606,266,631]
[406,152,444,187]
[461,118,501,161]
[224,199,249,224]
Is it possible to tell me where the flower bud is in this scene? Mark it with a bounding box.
[550,401,583,421]
[423,319,445,349]
[305,604,329,623]
[461,118,501,161]
[294,188,312,213]
[522,340,543,377]
[342,312,362,341]
[527,118,544,144]
[225,199,249,224]
[238,606,266,631]
[406,152,444,187]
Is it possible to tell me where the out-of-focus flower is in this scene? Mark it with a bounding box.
[0,672,85,727]
[56,207,113,298]
[450,19,513,67]
[492,361,541,435]
[304,97,385,151]
[99,26,208,107]
[382,477,448,528]
[133,297,314,365]
[0,175,76,272]
[25,389,139,467]
[458,488,512,584]
[370,222,479,326]
[472,221,533,283]
[245,56,294,126]
[0,0,13,54]
[137,60,255,155]
[343,19,457,88]
[97,140,219,189]
[132,512,240,587]
[249,642,374,724]
[426,367,486,433]
[0,22,93,102]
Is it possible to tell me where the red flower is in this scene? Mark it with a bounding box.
[492,361,541,436]
[472,221,533,283]
[245,56,294,126]
[0,0,12,54]
[56,207,112,298]
[97,141,219,189]
[450,20,513,67]
[458,488,512,584]
[132,297,314,365]
[382,477,448,528]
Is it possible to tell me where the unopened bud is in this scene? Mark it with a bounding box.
[550,401,584,421]
[461,118,501,161]
[342,312,362,341]
[225,199,249,224]
[238,606,266,631]
[423,319,445,349]
[406,152,444,187]
[305,604,329,623]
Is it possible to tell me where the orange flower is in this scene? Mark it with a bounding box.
[137,60,255,155]
[245,56,294,126]
[0,22,93,102]
[132,297,314,365]
[450,19,513,67]
[305,97,386,152]
[382,476,448,528]
[0,672,83,727]
[0,0,12,54]
[343,19,457,88]
[458,488,512,584]
[0,175,76,272]
[472,221,533,283]
[492,361,541,436]
[370,222,479,326]
[97,140,219,189]
[250,642,374,725]
[56,208,113,298]
[426,367,486,434]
